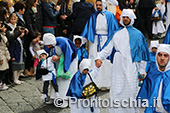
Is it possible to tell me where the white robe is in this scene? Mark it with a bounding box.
[70,67,100,113]
[41,57,56,82]
[50,46,78,99]
[152,4,166,34]
[166,2,170,29]
[90,13,112,88]
[97,28,139,113]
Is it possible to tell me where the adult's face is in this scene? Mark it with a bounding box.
[19,8,25,15]
[96,1,102,12]
[157,52,169,71]
[34,0,38,7]
[122,16,131,26]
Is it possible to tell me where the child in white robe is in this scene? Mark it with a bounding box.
[67,59,100,113]
[152,3,166,38]
[36,50,60,101]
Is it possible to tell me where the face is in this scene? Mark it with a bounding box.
[122,16,131,26]
[19,8,25,15]
[46,45,53,48]
[39,53,47,60]
[96,1,102,12]
[82,69,89,74]
[34,0,38,7]
[152,47,157,53]
[10,16,17,25]
[75,40,81,48]
[157,52,169,71]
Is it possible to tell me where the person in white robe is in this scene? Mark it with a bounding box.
[95,9,150,113]
[42,33,78,107]
[67,59,100,113]
[81,0,119,89]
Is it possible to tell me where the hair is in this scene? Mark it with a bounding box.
[75,38,82,44]
[57,0,70,6]
[13,1,26,12]
[95,0,102,3]
[26,0,37,9]
[34,31,41,38]
[8,13,18,23]
[0,7,7,21]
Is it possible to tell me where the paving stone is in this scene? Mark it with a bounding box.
[0,106,14,113]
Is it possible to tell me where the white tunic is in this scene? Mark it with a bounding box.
[152,4,166,34]
[97,28,139,113]
[166,2,170,29]
[50,46,78,99]
[41,57,56,81]
[70,67,100,113]
[90,13,112,88]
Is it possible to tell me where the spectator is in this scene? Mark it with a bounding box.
[42,0,60,35]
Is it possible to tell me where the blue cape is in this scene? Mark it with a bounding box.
[145,52,157,72]
[45,37,77,73]
[56,37,77,72]
[111,26,150,62]
[66,71,86,99]
[81,10,119,63]
[77,47,88,62]
[163,25,170,44]
[137,69,170,112]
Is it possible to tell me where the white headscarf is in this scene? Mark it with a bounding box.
[73,35,87,47]
[120,9,136,27]
[150,40,159,51]
[156,44,170,72]
[43,33,56,46]
[79,59,91,73]
[95,0,106,12]
[37,50,49,57]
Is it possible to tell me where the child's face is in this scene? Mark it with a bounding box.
[32,38,37,44]
[10,16,17,25]
[82,69,89,74]
[75,40,81,48]
[152,47,157,53]
[39,53,47,60]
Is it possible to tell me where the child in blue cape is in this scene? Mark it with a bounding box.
[73,35,88,68]
[145,40,159,73]
[67,59,99,113]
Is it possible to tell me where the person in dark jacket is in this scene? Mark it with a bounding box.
[42,0,60,35]
[60,0,95,40]
[138,0,158,39]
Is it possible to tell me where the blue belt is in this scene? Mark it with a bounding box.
[49,70,57,85]
[96,33,107,52]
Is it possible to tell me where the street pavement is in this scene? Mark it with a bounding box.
[0,77,110,113]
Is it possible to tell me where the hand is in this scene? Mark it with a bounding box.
[55,5,61,11]
[25,28,29,34]
[161,0,165,4]
[0,25,7,33]
[154,7,159,10]
[140,74,145,81]
[0,60,3,65]
[52,55,60,62]
[95,59,102,68]
[33,56,36,59]
[60,15,67,20]
[19,32,25,37]
[11,58,15,61]
[63,29,67,34]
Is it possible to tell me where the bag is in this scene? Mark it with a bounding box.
[36,59,49,80]
[36,68,49,75]
[81,73,99,99]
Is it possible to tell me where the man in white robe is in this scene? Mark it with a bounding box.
[81,0,119,89]
[95,9,150,113]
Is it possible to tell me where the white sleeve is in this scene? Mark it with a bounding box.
[139,61,146,74]
[108,0,118,6]
[96,37,114,61]
[29,46,35,57]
